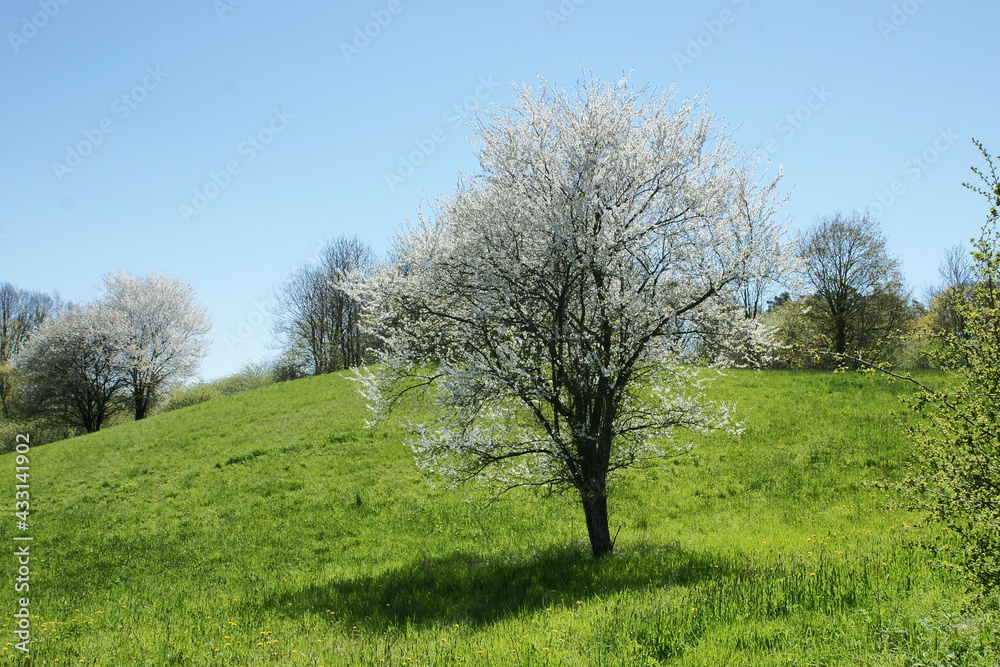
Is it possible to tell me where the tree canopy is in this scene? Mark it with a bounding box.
[13,272,210,431]
[791,212,909,366]
[360,74,792,558]
[101,272,212,420]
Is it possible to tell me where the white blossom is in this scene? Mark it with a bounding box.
[358,74,794,557]
[100,272,212,419]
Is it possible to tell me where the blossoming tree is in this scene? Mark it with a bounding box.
[101,272,212,420]
[17,303,131,433]
[360,74,792,558]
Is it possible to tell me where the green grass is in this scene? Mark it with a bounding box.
[1,370,996,665]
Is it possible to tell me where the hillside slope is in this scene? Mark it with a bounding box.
[1,370,996,666]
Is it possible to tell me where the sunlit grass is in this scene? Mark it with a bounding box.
[1,370,996,665]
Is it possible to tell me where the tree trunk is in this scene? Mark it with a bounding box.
[134,394,147,421]
[834,316,848,356]
[83,413,101,433]
[582,493,613,558]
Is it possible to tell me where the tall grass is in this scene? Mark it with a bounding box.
[0,370,995,665]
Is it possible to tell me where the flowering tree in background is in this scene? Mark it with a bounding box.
[101,272,212,420]
[16,304,131,433]
[360,75,792,558]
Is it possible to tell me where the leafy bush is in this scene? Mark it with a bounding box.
[896,142,1000,604]
[160,360,284,413]
[0,418,76,453]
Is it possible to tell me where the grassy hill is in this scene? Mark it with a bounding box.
[2,370,996,665]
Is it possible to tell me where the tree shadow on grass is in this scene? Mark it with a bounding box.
[264,541,739,629]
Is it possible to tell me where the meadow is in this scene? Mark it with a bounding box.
[1,370,997,666]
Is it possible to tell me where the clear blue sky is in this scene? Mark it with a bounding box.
[2,0,997,379]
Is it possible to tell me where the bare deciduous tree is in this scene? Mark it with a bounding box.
[0,283,57,418]
[273,236,376,375]
[926,244,974,338]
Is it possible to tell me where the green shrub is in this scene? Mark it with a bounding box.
[0,417,75,452]
[161,360,281,413]
[160,384,222,412]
